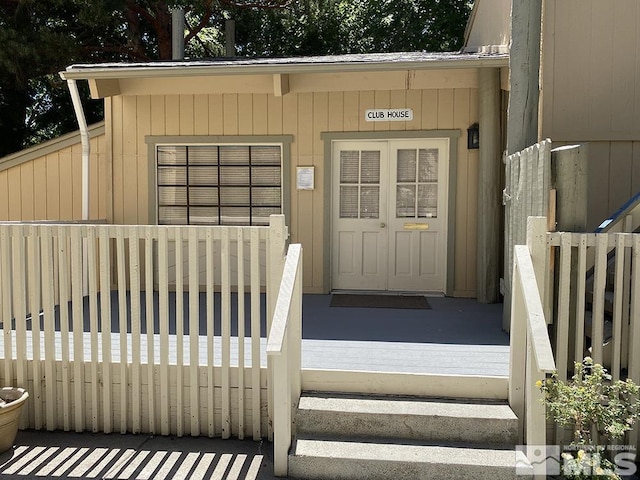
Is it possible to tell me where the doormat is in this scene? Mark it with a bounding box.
[330,294,431,309]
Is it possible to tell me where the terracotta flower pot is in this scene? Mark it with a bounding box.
[0,387,29,454]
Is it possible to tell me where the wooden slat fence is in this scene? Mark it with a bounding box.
[503,139,552,330]
[519,217,640,453]
[0,216,287,440]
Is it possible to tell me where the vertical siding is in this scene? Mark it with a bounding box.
[543,0,640,228]
[583,141,640,230]
[113,88,479,295]
[543,0,640,139]
[0,133,107,222]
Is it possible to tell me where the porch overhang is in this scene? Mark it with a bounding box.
[59,51,509,99]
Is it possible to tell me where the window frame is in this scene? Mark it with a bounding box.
[146,135,293,226]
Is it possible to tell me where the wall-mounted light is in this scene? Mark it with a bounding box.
[467,123,479,150]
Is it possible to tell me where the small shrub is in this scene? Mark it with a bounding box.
[538,357,640,479]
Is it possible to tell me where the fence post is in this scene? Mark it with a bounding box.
[268,215,288,335]
[527,217,549,319]
[509,255,526,443]
[290,250,303,405]
[551,145,588,233]
[267,214,287,441]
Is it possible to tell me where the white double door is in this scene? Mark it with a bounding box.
[331,139,449,292]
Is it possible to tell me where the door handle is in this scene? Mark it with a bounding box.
[380,223,386,228]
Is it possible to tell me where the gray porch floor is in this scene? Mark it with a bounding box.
[301,295,509,377]
[9,293,509,378]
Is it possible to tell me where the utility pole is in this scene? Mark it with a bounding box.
[503,0,543,328]
[506,0,542,155]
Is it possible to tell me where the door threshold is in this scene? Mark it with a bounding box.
[331,289,445,297]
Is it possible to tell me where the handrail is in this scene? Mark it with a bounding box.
[510,234,556,466]
[595,191,640,234]
[266,243,302,355]
[514,245,556,372]
[266,243,303,477]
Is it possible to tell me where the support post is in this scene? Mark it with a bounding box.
[477,68,502,303]
[551,144,588,233]
[267,215,287,441]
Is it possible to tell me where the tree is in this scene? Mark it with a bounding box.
[0,0,471,157]
[230,0,470,57]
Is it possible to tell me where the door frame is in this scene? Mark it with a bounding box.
[321,130,461,295]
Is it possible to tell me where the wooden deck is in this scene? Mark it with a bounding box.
[8,293,508,377]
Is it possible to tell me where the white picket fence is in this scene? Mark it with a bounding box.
[0,216,288,440]
[512,217,640,456]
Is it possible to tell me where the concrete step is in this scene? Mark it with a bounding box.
[288,437,532,480]
[295,393,519,445]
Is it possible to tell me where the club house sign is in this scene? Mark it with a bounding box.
[365,108,414,122]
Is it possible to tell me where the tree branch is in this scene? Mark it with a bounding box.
[184,0,215,45]
[217,0,293,9]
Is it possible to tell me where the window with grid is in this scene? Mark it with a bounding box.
[396,148,438,218]
[338,149,381,219]
[157,145,282,226]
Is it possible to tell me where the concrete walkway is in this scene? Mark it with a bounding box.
[0,430,276,480]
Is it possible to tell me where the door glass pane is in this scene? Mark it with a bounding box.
[418,148,438,182]
[397,149,416,182]
[396,185,416,217]
[340,151,359,183]
[418,184,438,217]
[360,151,381,184]
[360,186,379,218]
[340,186,359,218]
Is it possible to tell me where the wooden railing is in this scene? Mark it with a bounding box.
[266,243,302,477]
[0,216,288,440]
[509,218,556,461]
[595,191,640,234]
[514,216,640,455]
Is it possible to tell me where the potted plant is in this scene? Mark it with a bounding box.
[0,387,29,454]
[538,357,640,479]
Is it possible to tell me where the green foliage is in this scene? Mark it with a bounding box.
[0,0,471,157]
[539,357,640,479]
[231,0,471,56]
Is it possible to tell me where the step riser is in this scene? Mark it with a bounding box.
[288,457,525,480]
[289,394,528,480]
[295,410,518,445]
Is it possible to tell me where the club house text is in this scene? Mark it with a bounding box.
[365,108,414,122]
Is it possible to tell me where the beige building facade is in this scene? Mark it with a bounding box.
[466,0,640,229]
[1,53,510,298]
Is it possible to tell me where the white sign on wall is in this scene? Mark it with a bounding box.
[296,166,315,190]
[365,108,414,122]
